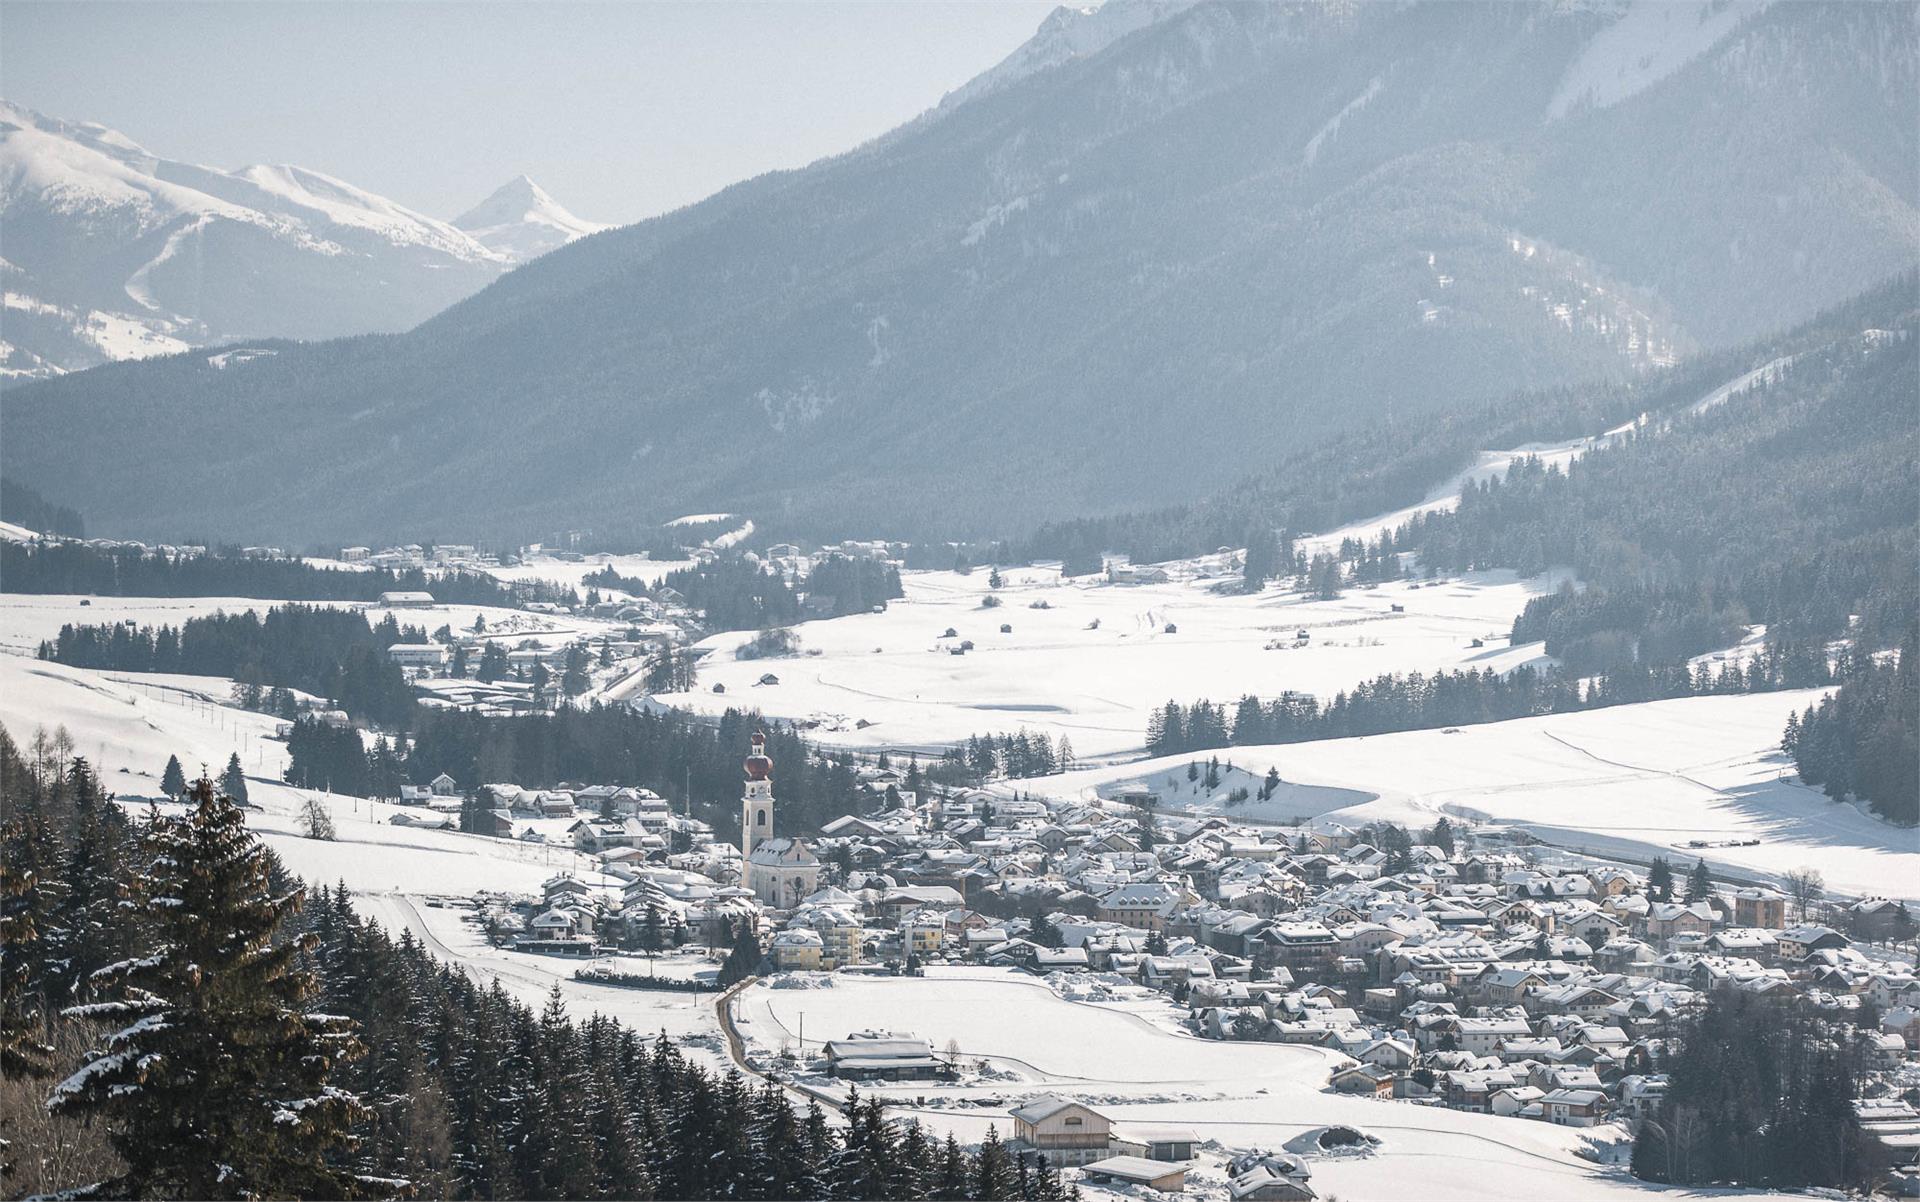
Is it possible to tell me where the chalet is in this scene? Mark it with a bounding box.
[1775,925,1850,962]
[1644,901,1715,943]
[1010,1096,1113,1167]
[1539,1087,1608,1127]
[1329,1063,1396,1098]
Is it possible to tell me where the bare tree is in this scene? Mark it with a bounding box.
[1784,866,1824,922]
[299,795,337,841]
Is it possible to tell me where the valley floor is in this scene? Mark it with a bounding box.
[648,561,1567,760]
[730,967,1786,1202]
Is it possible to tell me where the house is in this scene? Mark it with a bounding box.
[388,642,450,670]
[1491,1085,1545,1118]
[821,1035,947,1082]
[1097,882,1184,931]
[1257,922,1339,967]
[1645,902,1715,943]
[1329,1063,1396,1098]
[1010,1096,1113,1167]
[1730,887,1789,929]
[1080,1156,1186,1193]
[1775,925,1850,962]
[1539,1088,1608,1126]
[1227,1166,1315,1202]
[377,590,436,608]
[771,928,824,971]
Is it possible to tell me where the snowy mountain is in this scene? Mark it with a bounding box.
[0,102,601,377]
[934,0,1199,112]
[454,174,608,261]
[5,1,1915,545]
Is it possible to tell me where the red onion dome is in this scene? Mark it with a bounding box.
[744,731,772,780]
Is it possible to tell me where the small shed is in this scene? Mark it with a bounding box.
[1080,1156,1187,1192]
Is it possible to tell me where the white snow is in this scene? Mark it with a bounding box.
[1302,75,1383,167]
[936,0,1201,113]
[453,174,608,262]
[655,563,1567,759]
[1011,690,1920,903]
[734,966,1782,1200]
[1547,0,1769,121]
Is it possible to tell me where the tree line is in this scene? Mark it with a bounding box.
[1,540,573,608]
[40,604,424,730]
[590,553,904,633]
[1145,644,1833,756]
[0,728,1077,1200]
[286,704,873,838]
[1785,623,1918,825]
[1630,989,1878,1189]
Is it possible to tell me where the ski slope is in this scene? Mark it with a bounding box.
[655,564,1568,760]
[1012,691,1919,903]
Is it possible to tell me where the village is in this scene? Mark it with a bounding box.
[411,729,1920,1200]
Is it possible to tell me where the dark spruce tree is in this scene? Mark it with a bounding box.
[46,778,369,1199]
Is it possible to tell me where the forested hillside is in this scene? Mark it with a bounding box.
[0,742,1073,1199]
[6,2,1913,544]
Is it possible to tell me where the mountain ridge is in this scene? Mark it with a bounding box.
[0,100,603,377]
[3,0,1914,545]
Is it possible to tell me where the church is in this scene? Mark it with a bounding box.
[739,730,820,908]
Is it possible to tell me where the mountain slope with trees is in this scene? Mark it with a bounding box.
[6,1,1913,544]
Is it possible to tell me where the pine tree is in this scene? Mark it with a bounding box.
[973,1125,1018,1200]
[160,752,187,798]
[220,751,250,806]
[932,1134,969,1201]
[1685,858,1713,904]
[47,777,368,1198]
[1648,856,1674,902]
[0,769,57,1181]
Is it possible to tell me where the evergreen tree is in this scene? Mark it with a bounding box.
[1685,858,1713,904]
[220,751,250,806]
[1648,856,1674,902]
[718,919,762,987]
[973,1125,1018,1200]
[160,752,187,798]
[47,777,368,1198]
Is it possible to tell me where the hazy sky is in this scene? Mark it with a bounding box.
[2,1,1059,225]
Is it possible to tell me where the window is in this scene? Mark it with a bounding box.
[757,811,768,827]
[1064,1117,1082,1126]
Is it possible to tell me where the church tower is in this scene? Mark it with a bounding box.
[740,731,774,880]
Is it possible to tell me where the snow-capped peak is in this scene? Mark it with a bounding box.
[937,0,1200,111]
[454,175,607,262]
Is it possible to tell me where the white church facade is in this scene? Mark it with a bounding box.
[739,731,820,908]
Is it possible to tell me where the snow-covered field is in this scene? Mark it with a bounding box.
[1011,690,1920,903]
[0,651,724,1056]
[734,967,1777,1202]
[481,552,695,594]
[655,564,1568,760]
